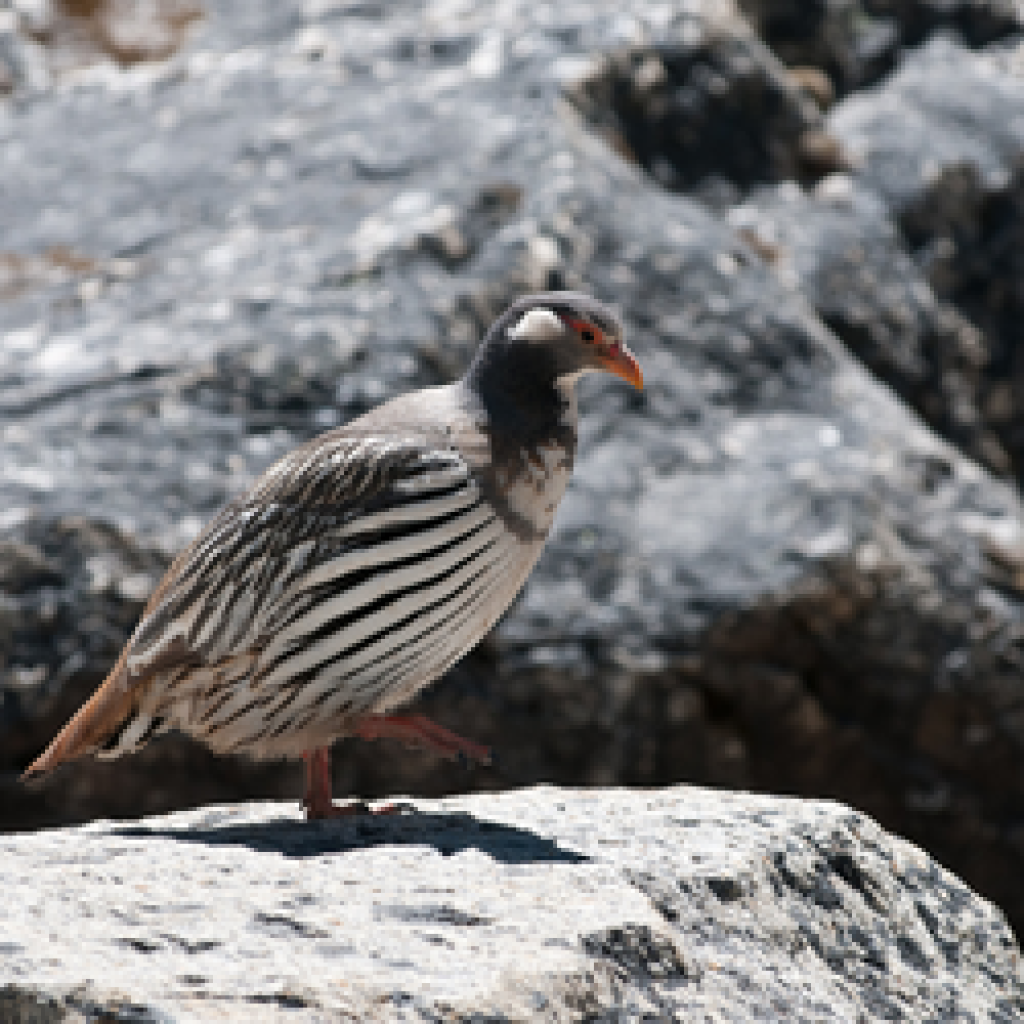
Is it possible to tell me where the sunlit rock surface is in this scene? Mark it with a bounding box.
[2,787,1020,1021]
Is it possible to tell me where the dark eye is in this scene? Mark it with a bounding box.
[581,329,595,342]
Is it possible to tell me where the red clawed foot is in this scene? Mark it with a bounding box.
[301,747,398,820]
[354,714,493,766]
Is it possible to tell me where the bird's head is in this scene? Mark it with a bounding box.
[467,292,643,399]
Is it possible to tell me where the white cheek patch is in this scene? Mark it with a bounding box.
[509,307,565,342]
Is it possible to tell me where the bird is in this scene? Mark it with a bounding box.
[23,292,642,818]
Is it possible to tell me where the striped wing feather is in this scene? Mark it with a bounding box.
[25,422,518,772]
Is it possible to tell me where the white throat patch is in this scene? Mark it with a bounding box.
[508,307,565,343]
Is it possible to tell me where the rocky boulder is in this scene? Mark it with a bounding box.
[738,0,1022,95]
[729,178,1003,475]
[829,35,1024,484]
[1,787,1020,1021]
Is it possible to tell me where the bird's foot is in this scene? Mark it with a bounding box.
[354,714,494,766]
[303,797,400,821]
[301,746,401,821]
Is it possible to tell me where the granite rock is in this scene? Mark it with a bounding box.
[829,34,1024,481]
[1,787,1021,1021]
[729,178,1004,475]
[738,0,1022,95]
[563,14,836,203]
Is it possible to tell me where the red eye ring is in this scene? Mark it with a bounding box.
[566,317,602,344]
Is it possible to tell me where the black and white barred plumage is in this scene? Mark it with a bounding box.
[119,426,539,759]
[25,293,640,785]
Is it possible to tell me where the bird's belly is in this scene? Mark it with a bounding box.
[369,529,543,715]
[162,529,543,759]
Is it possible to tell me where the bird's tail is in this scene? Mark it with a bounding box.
[21,652,140,780]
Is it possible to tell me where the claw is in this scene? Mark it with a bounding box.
[302,748,386,820]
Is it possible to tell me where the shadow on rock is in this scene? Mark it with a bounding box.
[112,809,590,864]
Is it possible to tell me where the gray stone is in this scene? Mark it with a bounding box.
[738,0,1022,95]
[829,35,1024,231]
[1,787,1020,1021]
[729,177,1004,474]
[829,34,1024,479]
[563,16,833,201]
[0,7,50,94]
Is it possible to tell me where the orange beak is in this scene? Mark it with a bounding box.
[598,343,643,390]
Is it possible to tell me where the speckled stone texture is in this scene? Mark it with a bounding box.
[1,786,1021,1022]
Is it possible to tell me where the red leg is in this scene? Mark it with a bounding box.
[353,714,493,765]
[301,747,396,820]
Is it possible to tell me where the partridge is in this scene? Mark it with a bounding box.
[24,292,642,818]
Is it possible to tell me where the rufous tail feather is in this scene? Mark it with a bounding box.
[21,547,190,780]
[21,651,137,780]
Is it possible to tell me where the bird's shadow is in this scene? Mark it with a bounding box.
[112,807,589,865]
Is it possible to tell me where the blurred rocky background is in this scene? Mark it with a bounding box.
[1,0,1023,939]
